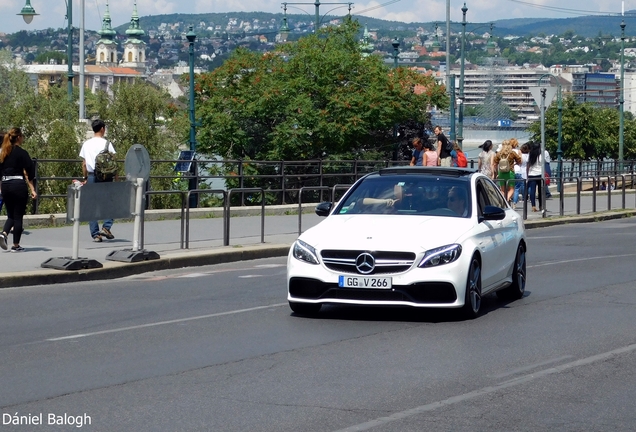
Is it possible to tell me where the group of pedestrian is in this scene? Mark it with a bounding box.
[477,138,552,212]
[410,126,467,168]
[0,119,116,252]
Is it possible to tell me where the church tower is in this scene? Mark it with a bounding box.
[95,1,117,66]
[359,26,375,57]
[120,1,146,71]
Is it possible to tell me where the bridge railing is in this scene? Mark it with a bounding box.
[24,157,636,215]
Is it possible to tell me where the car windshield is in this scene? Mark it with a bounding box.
[336,175,472,218]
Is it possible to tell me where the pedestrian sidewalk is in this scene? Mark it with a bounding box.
[0,210,316,289]
[0,204,635,289]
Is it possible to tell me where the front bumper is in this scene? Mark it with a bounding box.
[287,249,469,308]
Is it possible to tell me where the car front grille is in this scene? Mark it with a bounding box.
[289,278,457,304]
[320,250,416,275]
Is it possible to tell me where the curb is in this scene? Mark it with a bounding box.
[523,209,636,229]
[0,244,291,289]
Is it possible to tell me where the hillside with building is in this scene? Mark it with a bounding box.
[1,5,636,122]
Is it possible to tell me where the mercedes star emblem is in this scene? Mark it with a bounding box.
[355,252,375,274]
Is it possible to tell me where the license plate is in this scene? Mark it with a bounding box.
[338,275,392,289]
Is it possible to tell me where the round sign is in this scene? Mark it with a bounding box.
[124,144,151,182]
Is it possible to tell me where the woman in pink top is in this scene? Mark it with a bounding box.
[423,142,438,166]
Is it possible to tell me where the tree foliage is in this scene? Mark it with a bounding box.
[0,66,189,213]
[86,80,189,208]
[528,95,636,160]
[195,19,448,163]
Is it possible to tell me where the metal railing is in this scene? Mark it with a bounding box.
[26,157,636,217]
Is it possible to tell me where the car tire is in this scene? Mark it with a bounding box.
[496,243,526,300]
[289,301,322,315]
[462,256,482,319]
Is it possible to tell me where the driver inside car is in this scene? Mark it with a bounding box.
[361,184,404,209]
[447,186,468,216]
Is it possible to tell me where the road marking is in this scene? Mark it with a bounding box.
[46,303,288,341]
[489,355,574,379]
[238,275,264,278]
[125,262,286,281]
[333,343,636,432]
[176,273,210,278]
[528,252,636,268]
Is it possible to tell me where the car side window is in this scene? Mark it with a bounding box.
[476,181,488,217]
[482,178,507,208]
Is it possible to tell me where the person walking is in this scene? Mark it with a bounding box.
[0,128,37,252]
[513,142,530,209]
[410,137,424,166]
[0,131,4,215]
[477,140,494,178]
[79,119,116,242]
[526,141,544,212]
[544,149,553,198]
[492,140,521,204]
[510,139,523,209]
[434,126,452,167]
[450,142,468,167]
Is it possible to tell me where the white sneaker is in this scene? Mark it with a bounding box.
[0,232,7,250]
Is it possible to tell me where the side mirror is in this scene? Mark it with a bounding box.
[481,205,505,221]
[315,201,333,217]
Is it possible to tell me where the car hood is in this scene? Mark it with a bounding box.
[299,215,475,251]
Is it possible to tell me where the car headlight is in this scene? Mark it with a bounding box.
[293,240,320,265]
[419,244,462,268]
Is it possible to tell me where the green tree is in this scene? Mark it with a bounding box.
[0,65,86,213]
[195,19,448,162]
[528,96,636,160]
[88,80,189,209]
[0,67,190,212]
[35,51,67,65]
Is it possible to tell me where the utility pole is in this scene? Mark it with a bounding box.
[458,2,467,149]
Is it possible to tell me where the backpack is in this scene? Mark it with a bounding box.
[497,153,511,173]
[444,138,453,153]
[456,151,467,168]
[94,140,118,182]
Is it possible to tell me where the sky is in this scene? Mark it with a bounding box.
[0,0,631,35]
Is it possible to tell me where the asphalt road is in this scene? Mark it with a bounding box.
[1,218,636,431]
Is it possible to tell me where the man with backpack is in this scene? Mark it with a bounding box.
[434,126,453,167]
[79,119,116,242]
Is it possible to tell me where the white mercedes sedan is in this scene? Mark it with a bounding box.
[287,167,527,319]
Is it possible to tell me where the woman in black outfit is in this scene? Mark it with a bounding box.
[0,128,37,252]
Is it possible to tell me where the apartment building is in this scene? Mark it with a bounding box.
[458,66,549,121]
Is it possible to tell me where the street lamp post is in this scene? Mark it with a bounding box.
[186,26,198,208]
[18,0,72,103]
[538,73,562,203]
[392,38,399,69]
[458,2,467,149]
[18,0,86,119]
[619,20,626,166]
[283,1,353,33]
[445,0,451,99]
[187,26,197,153]
[392,38,399,160]
[556,83,563,193]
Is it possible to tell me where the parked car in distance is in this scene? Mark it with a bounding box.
[287,167,527,319]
